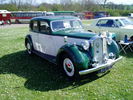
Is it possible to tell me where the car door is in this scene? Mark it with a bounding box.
[30,20,40,51]
[38,21,56,56]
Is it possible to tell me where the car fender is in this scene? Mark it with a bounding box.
[107,40,119,58]
[56,44,90,70]
[25,34,33,47]
[110,33,117,40]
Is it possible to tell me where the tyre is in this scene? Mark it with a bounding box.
[25,40,33,55]
[61,54,79,78]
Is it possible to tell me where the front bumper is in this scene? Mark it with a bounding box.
[79,56,122,75]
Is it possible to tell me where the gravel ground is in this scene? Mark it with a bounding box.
[0,24,28,29]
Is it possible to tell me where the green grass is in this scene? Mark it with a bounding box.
[82,20,93,25]
[0,25,133,100]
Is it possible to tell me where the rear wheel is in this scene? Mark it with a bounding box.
[26,40,33,55]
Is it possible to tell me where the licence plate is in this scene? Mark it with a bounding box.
[98,66,112,73]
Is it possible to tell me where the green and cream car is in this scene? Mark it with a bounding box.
[87,17,133,41]
[25,16,122,78]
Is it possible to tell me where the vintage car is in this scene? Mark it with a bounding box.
[25,16,122,78]
[87,17,133,41]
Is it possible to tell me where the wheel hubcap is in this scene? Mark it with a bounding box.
[27,43,31,54]
[63,58,74,77]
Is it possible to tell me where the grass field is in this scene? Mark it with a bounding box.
[0,25,133,100]
[82,20,93,25]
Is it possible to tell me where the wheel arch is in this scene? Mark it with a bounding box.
[56,44,90,71]
[25,34,33,47]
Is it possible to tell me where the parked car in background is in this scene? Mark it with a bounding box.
[87,17,133,41]
[25,16,122,78]
[0,10,11,25]
[128,13,133,17]
[94,11,109,19]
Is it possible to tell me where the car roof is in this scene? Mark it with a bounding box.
[98,16,127,20]
[90,17,128,26]
[31,16,79,21]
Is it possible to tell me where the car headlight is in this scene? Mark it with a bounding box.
[109,52,116,59]
[107,37,113,45]
[81,40,90,50]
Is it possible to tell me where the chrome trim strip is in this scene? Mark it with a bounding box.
[79,56,122,75]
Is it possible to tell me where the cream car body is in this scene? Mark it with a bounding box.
[87,17,133,41]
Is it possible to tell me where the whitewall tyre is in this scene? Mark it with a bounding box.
[63,58,75,77]
[26,41,32,55]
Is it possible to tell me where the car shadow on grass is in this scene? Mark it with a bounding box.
[0,50,109,91]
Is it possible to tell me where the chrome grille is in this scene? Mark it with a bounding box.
[92,37,108,65]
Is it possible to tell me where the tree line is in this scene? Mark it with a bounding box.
[0,0,133,16]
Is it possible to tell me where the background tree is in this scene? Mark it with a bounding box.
[0,0,133,16]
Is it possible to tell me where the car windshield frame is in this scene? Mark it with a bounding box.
[50,19,83,32]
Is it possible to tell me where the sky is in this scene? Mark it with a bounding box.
[2,0,133,5]
[36,0,133,5]
[108,0,133,5]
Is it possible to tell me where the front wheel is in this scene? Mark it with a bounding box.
[61,54,79,78]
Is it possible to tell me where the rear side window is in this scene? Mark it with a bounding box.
[30,21,39,32]
[33,21,38,31]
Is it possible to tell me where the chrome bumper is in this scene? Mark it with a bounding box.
[79,56,122,75]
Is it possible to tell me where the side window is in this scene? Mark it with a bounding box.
[96,19,115,27]
[115,19,122,27]
[96,19,108,27]
[105,20,115,27]
[40,21,50,34]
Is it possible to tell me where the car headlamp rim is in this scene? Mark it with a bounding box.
[81,40,90,50]
[109,52,116,59]
[107,37,113,45]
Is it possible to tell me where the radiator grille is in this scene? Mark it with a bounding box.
[92,38,108,65]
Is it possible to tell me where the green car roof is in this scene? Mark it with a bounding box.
[31,16,79,21]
